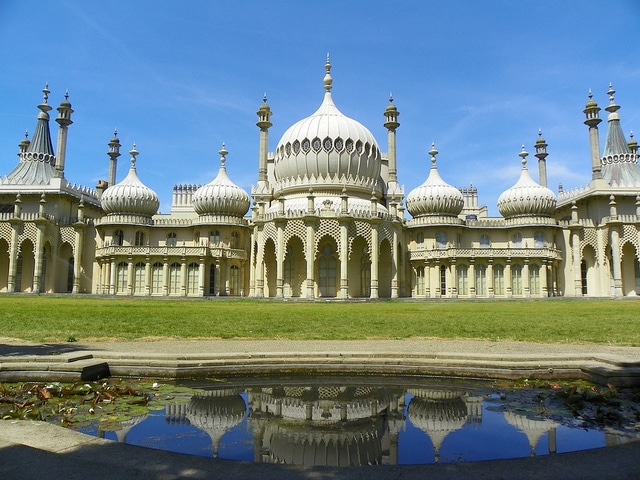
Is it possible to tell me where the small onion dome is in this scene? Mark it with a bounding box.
[192,144,250,217]
[497,146,556,218]
[405,144,464,217]
[101,145,159,217]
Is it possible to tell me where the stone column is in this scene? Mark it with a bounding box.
[505,259,512,298]
[541,260,549,297]
[276,222,284,298]
[370,224,379,299]
[391,228,399,298]
[162,258,169,296]
[198,257,205,297]
[340,221,349,299]
[145,259,151,296]
[305,220,316,298]
[487,260,494,298]
[109,259,117,295]
[468,260,476,298]
[127,259,134,295]
[523,259,530,297]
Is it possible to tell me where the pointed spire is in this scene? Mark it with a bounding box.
[535,129,549,188]
[605,83,620,115]
[519,145,529,167]
[38,83,52,115]
[219,142,228,168]
[429,143,438,167]
[129,144,138,167]
[323,53,333,92]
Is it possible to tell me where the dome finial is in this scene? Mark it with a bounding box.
[429,143,438,166]
[605,82,620,114]
[38,83,52,114]
[519,145,528,166]
[324,53,333,92]
[262,92,267,103]
[219,142,228,167]
[389,93,394,103]
[129,144,138,166]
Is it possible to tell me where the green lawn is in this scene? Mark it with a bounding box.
[1,296,639,345]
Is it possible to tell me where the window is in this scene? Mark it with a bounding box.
[113,230,124,246]
[416,266,425,296]
[134,231,145,246]
[284,247,294,296]
[116,261,127,293]
[581,260,588,295]
[476,264,487,296]
[186,263,199,295]
[168,262,181,294]
[229,265,240,295]
[512,233,523,248]
[210,230,220,245]
[231,231,240,249]
[209,264,216,295]
[457,265,468,296]
[529,264,540,295]
[167,232,177,247]
[512,265,523,295]
[416,232,424,249]
[436,232,447,250]
[319,243,337,297]
[480,234,490,248]
[360,251,371,297]
[494,265,505,296]
[133,262,145,294]
[534,231,544,248]
[440,265,447,295]
[151,263,163,294]
[66,257,74,293]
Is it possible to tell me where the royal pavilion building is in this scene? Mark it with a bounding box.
[1,59,639,298]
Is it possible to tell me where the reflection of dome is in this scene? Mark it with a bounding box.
[503,411,558,456]
[497,147,556,218]
[99,413,148,443]
[185,389,247,458]
[101,145,159,222]
[191,144,250,218]
[273,56,382,196]
[406,144,464,218]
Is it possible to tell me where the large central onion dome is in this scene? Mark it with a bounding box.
[497,147,556,218]
[101,145,159,223]
[406,144,464,218]
[273,56,382,195]
[191,144,250,219]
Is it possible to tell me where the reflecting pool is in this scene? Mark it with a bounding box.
[76,376,640,467]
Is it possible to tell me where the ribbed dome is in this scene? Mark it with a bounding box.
[405,145,464,217]
[192,145,250,217]
[497,147,556,218]
[101,146,159,218]
[273,58,382,195]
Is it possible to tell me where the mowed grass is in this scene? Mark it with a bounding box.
[0,295,638,345]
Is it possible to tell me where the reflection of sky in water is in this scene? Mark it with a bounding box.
[81,391,610,466]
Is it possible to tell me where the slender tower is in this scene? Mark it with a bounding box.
[54,91,73,178]
[107,130,121,186]
[534,129,548,187]
[255,94,272,196]
[383,94,401,198]
[583,89,603,182]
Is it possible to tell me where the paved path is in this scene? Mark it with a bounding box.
[2,338,640,479]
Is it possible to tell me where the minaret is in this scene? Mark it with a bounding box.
[18,131,30,157]
[107,130,121,186]
[534,129,548,187]
[383,94,401,198]
[628,131,638,158]
[583,89,603,182]
[255,93,272,196]
[54,90,73,178]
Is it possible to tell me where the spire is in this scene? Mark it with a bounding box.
[584,89,603,181]
[324,53,332,92]
[429,143,438,168]
[602,83,630,157]
[28,83,56,156]
[219,142,228,168]
[129,144,138,168]
[256,94,272,191]
[107,129,121,186]
[54,90,74,178]
[519,145,528,167]
[534,129,548,187]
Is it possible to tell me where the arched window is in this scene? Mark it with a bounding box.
[167,232,177,247]
[66,257,74,293]
[231,231,240,249]
[186,263,199,295]
[436,232,447,250]
[209,264,216,295]
[134,231,145,246]
[416,266,425,296]
[494,264,505,296]
[529,264,540,295]
[116,261,128,293]
[151,262,163,295]
[168,262,181,294]
[319,243,337,297]
[476,264,487,296]
[416,232,424,249]
[457,265,468,296]
[512,233,523,248]
[133,262,145,294]
[580,260,588,295]
[210,230,220,245]
[480,234,490,248]
[440,265,447,296]
[113,230,124,246]
[284,247,294,296]
[512,265,523,295]
[229,265,240,295]
[534,231,544,248]
[360,249,371,297]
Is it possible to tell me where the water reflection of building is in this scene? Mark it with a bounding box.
[98,413,148,443]
[407,389,483,463]
[247,385,405,466]
[165,389,246,458]
[503,411,558,456]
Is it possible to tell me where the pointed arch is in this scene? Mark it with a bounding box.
[316,235,338,298]
[378,238,392,298]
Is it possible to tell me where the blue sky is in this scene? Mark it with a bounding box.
[1,1,639,215]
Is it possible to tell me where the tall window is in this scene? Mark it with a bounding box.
[134,231,145,246]
[512,233,523,248]
[476,264,487,296]
[534,231,544,248]
[512,265,523,295]
[480,234,490,248]
[284,247,294,296]
[231,231,240,249]
[440,265,447,296]
[457,265,468,296]
[229,265,240,295]
[151,262,163,294]
[66,257,74,293]
[209,264,216,295]
[360,252,371,297]
[186,263,199,295]
[436,232,447,250]
[167,232,177,247]
[210,230,220,245]
[529,264,540,295]
[133,262,145,294]
[116,261,127,293]
[168,262,181,294]
[416,232,424,249]
[113,230,124,246]
[581,260,588,295]
[494,264,505,296]
[319,243,337,297]
[416,266,425,296]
